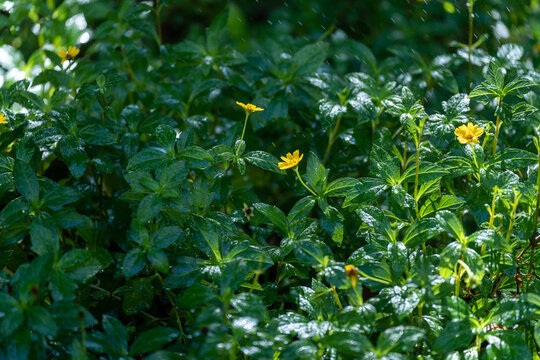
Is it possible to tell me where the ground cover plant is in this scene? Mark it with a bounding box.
[0,0,540,358]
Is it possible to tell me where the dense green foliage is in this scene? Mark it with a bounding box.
[0,0,540,358]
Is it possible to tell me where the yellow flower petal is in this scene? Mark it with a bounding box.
[0,113,6,124]
[68,46,80,57]
[278,150,304,170]
[454,122,483,145]
[236,101,264,113]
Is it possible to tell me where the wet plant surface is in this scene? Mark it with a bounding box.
[0,0,539,359]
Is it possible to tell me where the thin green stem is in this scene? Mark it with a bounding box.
[492,97,503,156]
[236,112,250,156]
[468,0,474,92]
[413,122,424,217]
[294,167,318,197]
[529,141,540,273]
[413,142,420,204]
[155,0,163,45]
[505,191,521,244]
[330,285,343,310]
[532,142,540,238]
[455,261,463,297]
[156,274,186,342]
[469,143,482,184]
[249,257,264,294]
[323,115,342,164]
[80,315,87,353]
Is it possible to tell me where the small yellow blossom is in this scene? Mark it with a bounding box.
[58,46,80,64]
[345,264,358,288]
[242,203,254,220]
[278,150,304,170]
[0,113,6,124]
[236,101,264,114]
[454,122,484,145]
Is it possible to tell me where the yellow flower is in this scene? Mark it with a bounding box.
[345,264,358,288]
[236,101,264,114]
[278,150,304,170]
[242,203,254,220]
[0,113,6,124]
[454,122,484,144]
[58,46,80,64]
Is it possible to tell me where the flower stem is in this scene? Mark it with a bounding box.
[294,167,317,197]
[330,285,343,310]
[470,143,479,168]
[235,112,250,156]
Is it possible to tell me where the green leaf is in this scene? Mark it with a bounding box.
[155,124,177,150]
[254,203,288,234]
[27,306,57,337]
[486,62,505,91]
[57,250,103,281]
[159,161,188,191]
[17,90,46,111]
[294,240,328,265]
[13,160,39,203]
[30,222,59,255]
[436,210,467,243]
[305,152,327,194]
[288,196,316,224]
[0,293,23,337]
[137,194,163,221]
[125,171,160,193]
[502,76,535,97]
[370,144,400,185]
[400,162,447,184]
[179,146,213,167]
[342,178,388,208]
[324,177,359,197]
[164,261,202,289]
[59,136,88,179]
[130,327,179,356]
[205,9,229,53]
[379,286,421,320]
[123,248,146,277]
[122,277,154,316]
[290,42,329,77]
[79,124,116,145]
[434,321,474,353]
[376,325,425,353]
[403,218,441,247]
[488,295,538,327]
[244,151,285,174]
[487,148,537,169]
[419,195,464,219]
[484,331,531,359]
[325,331,372,356]
[102,315,129,356]
[147,248,169,274]
[127,148,168,172]
[357,205,396,243]
[192,216,223,261]
[49,301,97,330]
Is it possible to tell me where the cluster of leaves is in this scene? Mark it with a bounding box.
[0,0,540,359]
